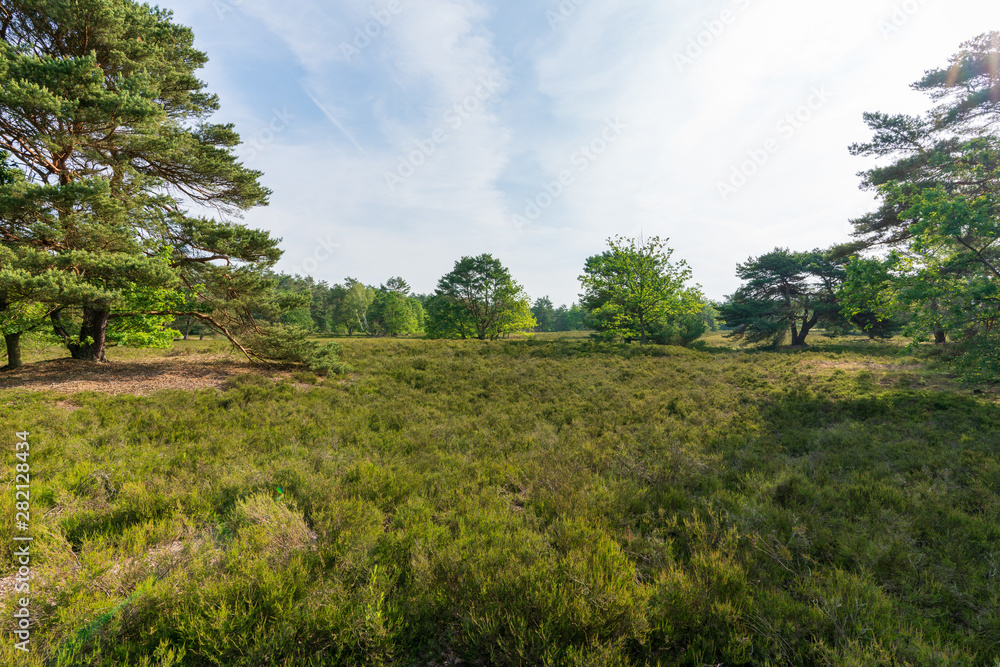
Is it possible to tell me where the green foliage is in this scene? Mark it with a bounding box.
[494,295,537,339]
[272,275,427,338]
[532,296,556,332]
[534,298,588,333]
[272,275,348,334]
[649,310,707,347]
[718,292,788,344]
[700,301,723,332]
[423,293,472,339]
[409,298,425,332]
[102,252,186,348]
[556,303,587,332]
[426,254,536,340]
[248,324,350,375]
[278,305,316,331]
[0,151,15,186]
[839,255,924,341]
[953,330,1000,383]
[721,248,846,347]
[0,0,279,363]
[342,280,376,336]
[369,284,421,337]
[846,32,1000,374]
[580,235,703,344]
[272,276,316,331]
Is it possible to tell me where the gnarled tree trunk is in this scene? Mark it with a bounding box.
[0,297,23,370]
[51,308,111,362]
[73,308,110,362]
[791,310,820,346]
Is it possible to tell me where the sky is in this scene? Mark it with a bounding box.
[160,0,1000,305]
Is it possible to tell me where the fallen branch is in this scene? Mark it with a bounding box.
[109,310,261,364]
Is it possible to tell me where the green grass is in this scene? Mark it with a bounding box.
[5,334,235,366]
[0,335,998,665]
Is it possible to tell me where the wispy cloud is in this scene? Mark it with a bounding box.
[165,0,1000,304]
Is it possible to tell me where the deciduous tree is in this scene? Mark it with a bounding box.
[370,281,420,336]
[579,236,702,344]
[341,279,375,336]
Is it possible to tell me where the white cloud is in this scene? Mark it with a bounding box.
[511,0,1000,301]
[161,0,1000,304]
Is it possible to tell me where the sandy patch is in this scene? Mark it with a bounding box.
[0,355,254,396]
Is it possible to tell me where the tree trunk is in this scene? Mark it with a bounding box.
[183,315,192,340]
[73,308,110,361]
[930,299,946,344]
[791,312,819,346]
[0,298,21,370]
[3,332,22,370]
[55,308,111,362]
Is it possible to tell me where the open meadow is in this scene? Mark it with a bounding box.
[0,334,998,666]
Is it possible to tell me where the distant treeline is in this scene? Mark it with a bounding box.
[171,274,592,339]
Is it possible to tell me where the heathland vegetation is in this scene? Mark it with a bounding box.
[1,0,1000,664]
[1,334,999,666]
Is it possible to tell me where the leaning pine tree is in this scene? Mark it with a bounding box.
[0,0,343,371]
[719,248,845,347]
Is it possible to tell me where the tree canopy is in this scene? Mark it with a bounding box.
[369,279,422,337]
[579,235,703,344]
[719,248,844,347]
[425,255,535,340]
[0,0,330,369]
[840,32,1000,354]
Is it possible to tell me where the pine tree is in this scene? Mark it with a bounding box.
[843,32,1000,345]
[426,255,535,340]
[719,248,844,347]
[0,0,277,364]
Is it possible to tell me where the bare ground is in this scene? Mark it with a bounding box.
[0,354,255,396]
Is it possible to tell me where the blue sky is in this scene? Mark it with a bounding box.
[162,0,1000,305]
